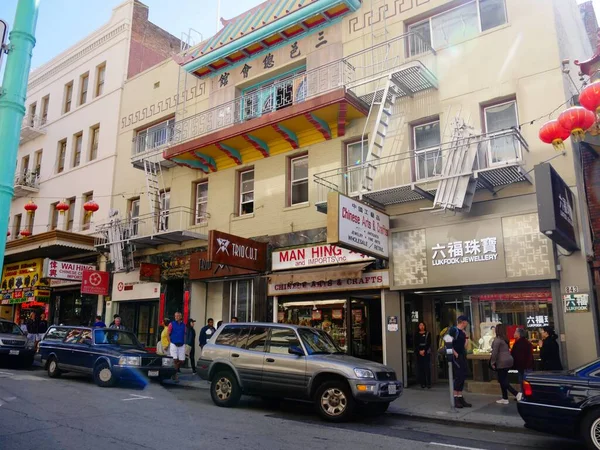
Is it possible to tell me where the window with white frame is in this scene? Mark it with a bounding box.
[230,280,253,322]
[484,100,519,165]
[159,191,170,231]
[129,198,140,236]
[345,140,368,195]
[195,182,208,224]
[414,120,442,180]
[289,155,308,205]
[135,118,175,154]
[408,0,507,55]
[239,169,254,215]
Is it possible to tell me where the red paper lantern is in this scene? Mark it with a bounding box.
[558,107,595,142]
[539,120,571,151]
[55,201,70,215]
[24,201,38,215]
[83,200,99,216]
[20,229,31,237]
[580,81,600,118]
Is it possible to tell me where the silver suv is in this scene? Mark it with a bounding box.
[197,323,402,422]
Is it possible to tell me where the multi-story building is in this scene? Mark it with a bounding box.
[102,0,598,388]
[0,0,180,326]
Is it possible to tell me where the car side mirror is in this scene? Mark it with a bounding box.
[289,345,304,357]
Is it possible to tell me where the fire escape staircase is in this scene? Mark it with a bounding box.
[143,159,164,234]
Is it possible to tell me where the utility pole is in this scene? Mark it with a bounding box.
[0,0,40,274]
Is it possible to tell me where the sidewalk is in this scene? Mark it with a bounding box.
[171,371,525,430]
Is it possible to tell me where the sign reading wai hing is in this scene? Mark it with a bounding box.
[327,192,389,259]
[43,259,96,281]
[430,237,498,266]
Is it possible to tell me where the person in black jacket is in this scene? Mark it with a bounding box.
[415,322,432,388]
[186,319,197,374]
[540,326,563,371]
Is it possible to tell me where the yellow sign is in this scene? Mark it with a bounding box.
[0,259,49,303]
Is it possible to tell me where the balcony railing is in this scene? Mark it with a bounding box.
[314,128,530,210]
[131,122,178,169]
[20,114,46,145]
[13,172,40,198]
[94,206,209,249]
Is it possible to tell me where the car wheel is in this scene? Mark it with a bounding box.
[581,409,600,449]
[93,361,116,387]
[364,402,390,416]
[210,370,241,407]
[47,357,61,378]
[315,380,355,422]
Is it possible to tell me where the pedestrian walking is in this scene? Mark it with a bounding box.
[540,326,563,371]
[38,313,48,336]
[415,322,431,389]
[449,315,471,409]
[109,316,126,330]
[93,315,107,328]
[158,318,170,355]
[491,324,518,404]
[168,312,186,381]
[511,328,534,384]
[26,312,40,343]
[19,318,28,335]
[109,314,119,327]
[199,318,216,350]
[231,317,239,323]
[186,319,197,374]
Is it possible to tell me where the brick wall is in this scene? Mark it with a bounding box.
[127,1,182,79]
[580,1,599,51]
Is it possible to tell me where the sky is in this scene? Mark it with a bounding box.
[0,0,265,74]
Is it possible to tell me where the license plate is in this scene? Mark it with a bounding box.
[388,384,397,395]
[9,350,19,356]
[148,370,159,377]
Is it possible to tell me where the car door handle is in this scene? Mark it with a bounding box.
[231,353,240,358]
[266,358,275,363]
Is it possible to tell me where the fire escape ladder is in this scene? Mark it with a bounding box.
[143,159,163,234]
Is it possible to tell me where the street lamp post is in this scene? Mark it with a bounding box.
[0,0,40,274]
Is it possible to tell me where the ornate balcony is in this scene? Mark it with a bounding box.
[20,114,46,145]
[14,172,40,198]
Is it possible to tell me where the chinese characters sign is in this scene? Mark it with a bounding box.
[526,315,549,328]
[0,258,49,304]
[43,259,95,281]
[431,237,498,266]
[564,294,590,313]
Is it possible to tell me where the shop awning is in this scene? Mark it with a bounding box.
[267,262,371,284]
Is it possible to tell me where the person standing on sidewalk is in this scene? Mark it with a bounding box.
[491,324,518,404]
[540,326,562,371]
[26,312,40,343]
[168,312,186,381]
[158,318,170,355]
[511,328,534,384]
[186,319,197,374]
[449,315,471,409]
[93,315,107,328]
[415,322,431,389]
[199,318,216,351]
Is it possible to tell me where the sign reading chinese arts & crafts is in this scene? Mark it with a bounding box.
[208,230,268,271]
[272,244,373,271]
[43,259,95,281]
[564,293,590,313]
[268,270,389,296]
[81,270,110,295]
[189,251,256,280]
[0,258,49,304]
[327,192,390,259]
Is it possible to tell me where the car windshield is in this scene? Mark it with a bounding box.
[0,321,22,335]
[298,328,343,355]
[94,329,142,347]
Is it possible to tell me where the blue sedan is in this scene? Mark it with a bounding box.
[39,326,176,387]
[517,359,600,449]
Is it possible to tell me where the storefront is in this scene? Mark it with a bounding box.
[269,243,387,363]
[0,258,51,323]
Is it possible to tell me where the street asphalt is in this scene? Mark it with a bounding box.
[0,363,585,450]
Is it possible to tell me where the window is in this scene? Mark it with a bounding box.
[63,81,73,114]
[41,95,49,125]
[135,118,174,154]
[50,203,59,231]
[408,0,507,54]
[43,327,69,341]
[159,191,170,231]
[243,326,268,352]
[95,63,106,97]
[28,102,36,126]
[215,326,245,347]
[345,140,368,195]
[195,182,208,224]
[484,100,519,165]
[72,132,83,167]
[13,214,21,238]
[57,139,67,173]
[414,120,442,180]
[289,155,308,205]
[82,192,93,230]
[66,197,76,231]
[20,155,30,178]
[239,170,254,215]
[27,210,35,234]
[230,280,253,322]
[34,150,43,176]
[268,328,301,355]
[79,72,89,105]
[129,198,140,236]
[89,125,100,161]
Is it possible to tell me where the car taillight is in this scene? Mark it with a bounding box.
[522,380,533,397]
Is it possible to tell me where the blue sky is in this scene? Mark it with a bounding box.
[0,0,265,73]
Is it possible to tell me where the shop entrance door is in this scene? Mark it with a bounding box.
[118,301,159,348]
[350,297,382,363]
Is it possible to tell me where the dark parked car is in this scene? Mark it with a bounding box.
[39,326,176,387]
[0,318,35,367]
[517,359,600,449]
[198,323,402,422]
